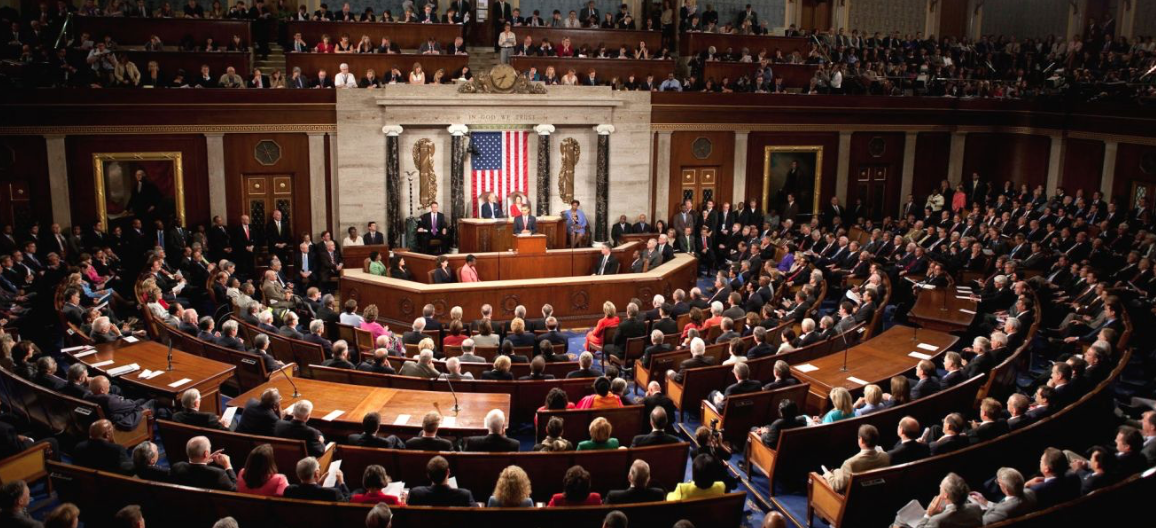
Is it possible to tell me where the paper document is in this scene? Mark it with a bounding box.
[895,499,926,527]
[959,309,977,315]
[384,481,405,496]
[441,416,457,427]
[393,414,411,425]
[62,345,94,353]
[146,370,165,379]
[122,336,139,343]
[107,363,140,377]
[167,378,192,388]
[91,359,115,368]
[847,376,868,385]
[221,406,239,428]
[955,295,972,300]
[322,460,342,488]
[916,343,938,352]
[74,349,98,359]
[919,284,936,290]
[446,476,458,489]
[796,363,819,373]
[908,351,932,360]
[321,410,345,422]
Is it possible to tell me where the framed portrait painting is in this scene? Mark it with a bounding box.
[762,146,823,219]
[93,152,185,230]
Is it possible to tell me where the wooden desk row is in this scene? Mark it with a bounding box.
[285,52,468,78]
[700,62,818,89]
[394,241,640,283]
[679,33,810,58]
[73,17,252,47]
[286,20,462,50]
[339,252,697,325]
[510,56,674,83]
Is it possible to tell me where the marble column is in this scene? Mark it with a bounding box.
[900,132,918,217]
[534,124,555,215]
[654,131,673,222]
[306,132,327,235]
[1045,135,1065,192]
[447,124,468,247]
[947,131,967,182]
[205,133,227,222]
[383,125,404,247]
[733,131,748,204]
[835,131,852,204]
[44,135,71,228]
[1101,140,1118,198]
[594,125,615,243]
[328,132,339,233]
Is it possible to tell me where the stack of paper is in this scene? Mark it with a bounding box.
[322,460,342,488]
[221,407,239,428]
[796,363,819,373]
[321,410,345,422]
[107,363,141,377]
[908,351,932,360]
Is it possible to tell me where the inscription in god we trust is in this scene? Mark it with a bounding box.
[467,114,547,123]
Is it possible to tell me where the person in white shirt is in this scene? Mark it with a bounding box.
[334,63,356,88]
[829,64,843,94]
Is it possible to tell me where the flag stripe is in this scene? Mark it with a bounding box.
[471,130,530,216]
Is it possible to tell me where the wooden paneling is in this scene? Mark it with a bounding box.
[678,33,810,57]
[700,63,817,90]
[0,136,51,228]
[1060,138,1105,196]
[938,0,969,38]
[223,134,313,239]
[516,27,662,52]
[509,57,674,84]
[848,132,905,220]
[745,132,840,217]
[285,21,462,50]
[72,17,252,47]
[1112,142,1156,203]
[670,131,735,216]
[286,52,469,78]
[961,133,1051,191]
[65,135,210,227]
[912,132,951,202]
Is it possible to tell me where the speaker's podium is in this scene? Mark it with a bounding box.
[513,234,547,254]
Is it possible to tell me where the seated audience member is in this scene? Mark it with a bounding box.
[567,351,600,378]
[1007,393,1035,431]
[348,412,403,448]
[631,407,681,447]
[519,355,554,380]
[462,409,520,452]
[892,473,982,528]
[667,454,726,500]
[215,320,246,351]
[399,349,441,378]
[481,355,515,380]
[822,425,890,493]
[577,376,622,409]
[351,465,403,505]
[1025,447,1081,508]
[763,360,799,390]
[756,399,806,447]
[852,384,885,417]
[503,317,536,349]
[132,441,169,482]
[1113,425,1149,476]
[85,375,153,431]
[274,399,327,457]
[884,375,911,408]
[302,319,334,357]
[0,481,38,528]
[968,398,1010,444]
[322,340,356,369]
[968,467,1037,524]
[405,412,455,451]
[250,333,285,372]
[170,435,237,491]
[365,504,392,528]
[443,320,468,347]
[584,301,620,350]
[487,465,534,507]
[668,338,715,383]
[284,456,348,501]
[173,388,227,430]
[708,361,761,408]
[605,459,666,504]
[534,417,574,452]
[929,413,970,455]
[471,320,500,347]
[407,456,476,506]
[910,359,942,399]
[640,329,673,369]
[577,417,619,451]
[887,417,930,465]
[236,388,282,437]
[358,348,396,374]
[236,444,289,497]
[547,465,601,506]
[820,387,855,423]
[73,419,133,475]
[441,357,475,380]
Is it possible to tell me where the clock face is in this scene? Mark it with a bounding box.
[254,140,281,166]
[490,64,518,91]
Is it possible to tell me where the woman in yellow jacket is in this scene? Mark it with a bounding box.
[666,454,726,500]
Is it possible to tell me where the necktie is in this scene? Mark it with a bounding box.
[432,214,437,231]
[244,225,249,239]
[302,254,309,272]
[158,232,163,246]
[599,256,607,274]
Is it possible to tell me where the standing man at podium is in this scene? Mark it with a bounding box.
[514,204,537,234]
[480,194,504,219]
[418,202,449,254]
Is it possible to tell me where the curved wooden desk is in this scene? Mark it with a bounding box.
[458,216,565,253]
[339,252,697,324]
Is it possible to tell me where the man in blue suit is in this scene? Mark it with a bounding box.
[480,193,504,219]
[514,204,537,234]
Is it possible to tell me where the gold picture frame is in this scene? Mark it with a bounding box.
[763,145,823,217]
[93,152,185,228]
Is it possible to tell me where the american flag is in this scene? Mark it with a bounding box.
[471,130,529,216]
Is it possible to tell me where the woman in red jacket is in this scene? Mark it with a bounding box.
[584,301,620,350]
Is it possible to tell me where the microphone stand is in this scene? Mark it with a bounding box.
[839,324,852,373]
[165,335,174,372]
[275,363,301,398]
[444,375,461,413]
[940,283,949,312]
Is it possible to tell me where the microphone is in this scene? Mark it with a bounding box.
[165,335,174,372]
[274,363,301,398]
[443,375,461,413]
[839,323,852,373]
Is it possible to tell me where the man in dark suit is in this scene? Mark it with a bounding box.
[231,214,257,279]
[236,388,282,437]
[85,376,152,431]
[418,202,449,254]
[513,204,537,234]
[929,414,970,455]
[461,410,519,452]
[207,215,232,263]
[604,459,667,504]
[169,435,237,491]
[283,455,349,501]
[670,338,716,384]
[910,360,942,400]
[968,398,1009,444]
[1027,448,1081,508]
[214,321,247,352]
[630,407,682,447]
[321,343,356,369]
[640,330,673,369]
[479,194,504,220]
[566,352,599,378]
[709,362,762,408]
[887,417,930,465]
[610,215,633,245]
[605,303,646,358]
[173,389,226,430]
[591,243,619,275]
[302,319,334,358]
[362,221,385,245]
[405,412,456,451]
[73,419,134,475]
[275,400,327,457]
[408,455,476,506]
[745,327,776,360]
[265,208,292,264]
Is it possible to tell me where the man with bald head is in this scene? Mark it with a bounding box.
[170,435,236,491]
[73,419,133,474]
[85,375,153,430]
